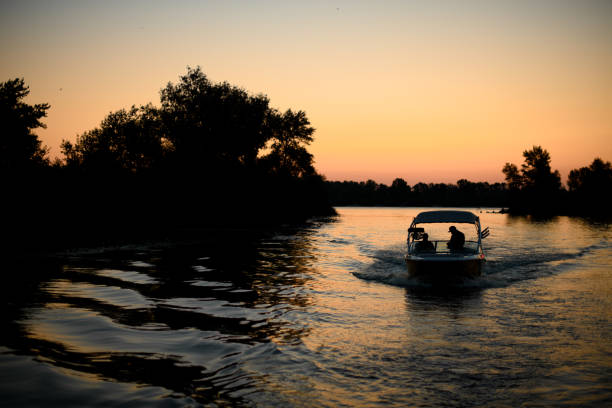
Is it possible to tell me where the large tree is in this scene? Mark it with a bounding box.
[0,78,50,171]
[158,67,318,180]
[520,145,562,192]
[258,109,316,178]
[503,146,561,193]
[567,158,612,214]
[502,146,562,213]
[159,67,271,172]
[567,158,612,193]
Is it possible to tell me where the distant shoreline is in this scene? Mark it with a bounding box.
[330,205,610,220]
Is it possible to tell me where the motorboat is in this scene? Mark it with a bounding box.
[405,210,489,282]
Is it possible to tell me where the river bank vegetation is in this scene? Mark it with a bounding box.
[502,146,612,216]
[326,146,611,217]
[2,69,334,252]
[325,179,508,207]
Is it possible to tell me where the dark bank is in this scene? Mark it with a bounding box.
[2,69,335,254]
[324,146,612,219]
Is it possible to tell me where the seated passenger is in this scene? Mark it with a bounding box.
[447,226,465,250]
[415,233,435,252]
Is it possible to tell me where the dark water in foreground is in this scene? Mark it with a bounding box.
[2,208,611,407]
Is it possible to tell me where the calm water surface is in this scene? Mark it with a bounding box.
[2,208,611,407]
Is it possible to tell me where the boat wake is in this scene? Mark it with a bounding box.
[352,239,608,290]
[352,248,420,287]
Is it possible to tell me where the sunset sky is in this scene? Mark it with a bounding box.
[2,0,611,184]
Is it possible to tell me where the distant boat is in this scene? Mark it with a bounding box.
[405,210,489,282]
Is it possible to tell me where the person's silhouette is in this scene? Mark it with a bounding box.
[447,226,465,250]
[415,232,435,252]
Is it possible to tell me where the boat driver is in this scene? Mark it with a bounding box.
[447,226,465,250]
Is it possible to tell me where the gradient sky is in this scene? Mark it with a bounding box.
[2,0,611,184]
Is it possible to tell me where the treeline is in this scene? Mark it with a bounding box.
[1,68,334,252]
[326,146,612,216]
[325,179,508,207]
[503,146,612,216]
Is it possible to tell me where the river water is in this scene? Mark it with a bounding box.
[1,207,611,407]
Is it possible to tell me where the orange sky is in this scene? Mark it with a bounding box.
[2,1,611,184]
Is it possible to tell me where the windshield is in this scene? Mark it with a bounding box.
[411,222,478,241]
[409,222,480,254]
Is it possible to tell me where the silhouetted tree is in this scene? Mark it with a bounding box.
[567,158,612,214]
[1,78,50,172]
[501,163,522,191]
[259,109,316,178]
[390,178,411,204]
[520,146,562,193]
[1,78,55,254]
[568,158,612,193]
[159,66,271,174]
[503,146,561,193]
[502,146,562,214]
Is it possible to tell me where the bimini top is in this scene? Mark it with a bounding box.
[413,210,479,224]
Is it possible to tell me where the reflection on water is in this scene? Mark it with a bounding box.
[2,227,320,407]
[2,209,612,407]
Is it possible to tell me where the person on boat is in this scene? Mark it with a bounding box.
[415,233,435,252]
[447,226,465,250]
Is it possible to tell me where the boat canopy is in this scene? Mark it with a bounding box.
[412,210,479,224]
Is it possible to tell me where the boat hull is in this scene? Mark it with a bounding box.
[406,257,482,283]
